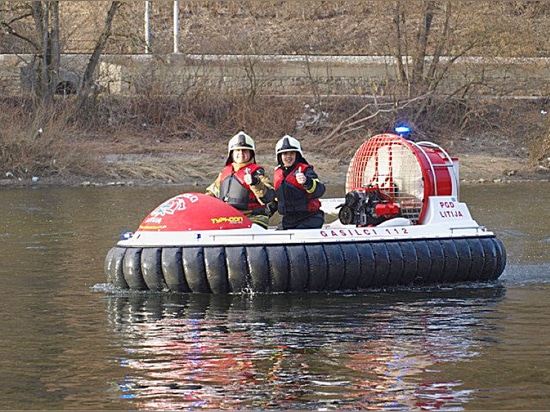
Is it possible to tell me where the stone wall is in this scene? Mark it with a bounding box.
[2,53,550,98]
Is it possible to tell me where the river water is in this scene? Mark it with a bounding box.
[0,183,548,410]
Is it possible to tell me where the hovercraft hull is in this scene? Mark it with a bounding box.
[105,235,506,293]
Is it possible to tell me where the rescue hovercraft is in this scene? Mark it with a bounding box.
[104,132,506,294]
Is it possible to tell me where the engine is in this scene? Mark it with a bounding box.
[338,188,400,226]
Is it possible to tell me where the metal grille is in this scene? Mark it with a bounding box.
[346,134,424,224]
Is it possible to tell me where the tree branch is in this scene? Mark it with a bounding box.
[319,92,435,146]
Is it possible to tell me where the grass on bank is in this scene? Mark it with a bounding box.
[1,93,549,183]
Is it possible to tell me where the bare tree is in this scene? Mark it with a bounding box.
[31,1,55,102]
[393,1,441,96]
[1,1,63,102]
[77,1,121,110]
[1,1,121,106]
[410,1,435,85]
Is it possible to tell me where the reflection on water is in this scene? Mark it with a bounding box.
[106,286,506,410]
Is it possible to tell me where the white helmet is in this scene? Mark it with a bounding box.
[275,135,303,158]
[227,131,255,156]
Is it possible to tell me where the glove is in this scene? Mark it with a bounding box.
[265,201,278,217]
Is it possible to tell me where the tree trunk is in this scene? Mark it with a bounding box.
[31,1,60,104]
[411,1,435,85]
[77,1,121,110]
[392,1,408,83]
[51,1,60,93]
[427,1,450,82]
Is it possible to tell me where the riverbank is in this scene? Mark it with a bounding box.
[1,141,548,189]
[2,84,550,190]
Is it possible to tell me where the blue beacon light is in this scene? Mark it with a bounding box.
[394,125,411,136]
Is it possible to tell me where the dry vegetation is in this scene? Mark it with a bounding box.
[1,1,550,186]
[1,93,548,187]
[32,1,550,57]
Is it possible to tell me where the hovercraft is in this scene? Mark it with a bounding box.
[104,133,506,293]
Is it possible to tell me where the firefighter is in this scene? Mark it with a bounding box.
[270,135,326,229]
[206,131,275,228]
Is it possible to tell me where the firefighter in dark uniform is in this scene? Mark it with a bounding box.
[206,131,275,228]
[271,135,326,229]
